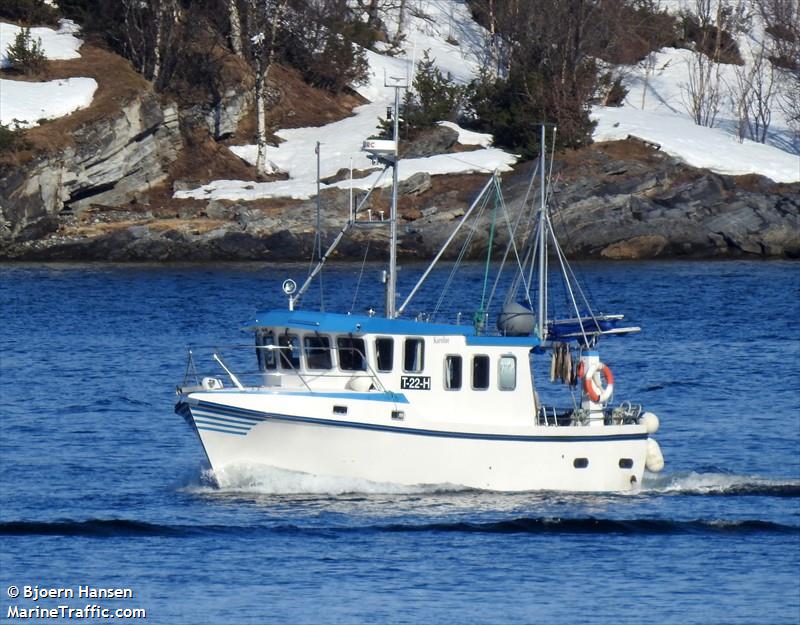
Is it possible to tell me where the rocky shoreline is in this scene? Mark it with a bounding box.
[1,87,797,262]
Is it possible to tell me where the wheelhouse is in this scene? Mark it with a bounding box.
[243,310,540,424]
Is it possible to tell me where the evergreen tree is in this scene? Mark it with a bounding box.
[403,51,464,132]
[5,27,47,75]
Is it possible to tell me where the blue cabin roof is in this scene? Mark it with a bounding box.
[242,310,540,347]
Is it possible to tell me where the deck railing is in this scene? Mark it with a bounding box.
[179,344,388,395]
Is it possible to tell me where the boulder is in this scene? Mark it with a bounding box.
[402,126,459,159]
[398,172,431,196]
[601,235,668,259]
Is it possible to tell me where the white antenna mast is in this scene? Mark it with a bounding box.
[383,70,409,318]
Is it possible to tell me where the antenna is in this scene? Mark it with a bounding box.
[409,37,418,88]
[384,69,409,89]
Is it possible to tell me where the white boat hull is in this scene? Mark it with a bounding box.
[180,391,650,492]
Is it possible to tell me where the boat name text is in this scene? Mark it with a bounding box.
[400,376,431,390]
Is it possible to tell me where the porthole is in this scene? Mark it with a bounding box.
[619,458,634,469]
[573,458,589,469]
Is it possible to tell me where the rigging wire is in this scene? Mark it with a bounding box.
[349,238,372,314]
[477,192,499,321]
[485,162,539,312]
[432,191,492,319]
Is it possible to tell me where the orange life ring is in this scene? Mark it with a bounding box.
[581,362,615,403]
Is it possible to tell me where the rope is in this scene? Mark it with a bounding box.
[349,238,371,314]
[486,175,533,313]
[432,191,491,319]
[479,192,498,314]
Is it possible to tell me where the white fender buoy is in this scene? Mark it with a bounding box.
[346,376,372,392]
[645,438,665,472]
[641,412,660,434]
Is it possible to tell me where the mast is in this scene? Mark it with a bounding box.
[316,141,324,310]
[536,124,547,340]
[386,81,401,318]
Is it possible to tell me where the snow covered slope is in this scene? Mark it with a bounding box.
[0,19,83,68]
[0,76,97,127]
[176,0,517,202]
[177,0,797,202]
[593,107,798,182]
[592,2,798,181]
[0,20,97,127]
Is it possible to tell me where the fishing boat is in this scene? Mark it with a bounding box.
[175,85,665,492]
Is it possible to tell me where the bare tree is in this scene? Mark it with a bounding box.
[246,0,289,178]
[679,0,748,127]
[393,0,407,45]
[682,50,723,126]
[640,50,657,109]
[731,56,755,141]
[122,0,179,86]
[777,74,800,148]
[228,0,244,56]
[747,43,777,142]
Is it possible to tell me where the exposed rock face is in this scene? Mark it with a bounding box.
[601,235,669,259]
[491,144,800,260]
[0,91,181,241]
[1,138,798,261]
[197,88,252,140]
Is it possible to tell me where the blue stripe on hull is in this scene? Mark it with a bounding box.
[191,399,648,443]
[193,418,251,432]
[196,425,248,436]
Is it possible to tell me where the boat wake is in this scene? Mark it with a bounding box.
[1,516,796,538]
[186,463,469,496]
[641,470,800,497]
[181,464,800,499]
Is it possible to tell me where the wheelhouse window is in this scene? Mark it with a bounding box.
[256,330,277,371]
[337,337,366,371]
[304,335,332,370]
[472,355,490,390]
[375,337,394,372]
[404,338,425,372]
[278,334,301,370]
[444,355,462,390]
[498,355,516,391]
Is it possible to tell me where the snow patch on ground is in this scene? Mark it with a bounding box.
[592,106,799,183]
[0,19,83,68]
[594,4,799,181]
[176,0,515,202]
[178,0,799,201]
[177,147,515,201]
[0,20,95,127]
[438,121,493,147]
[0,77,98,127]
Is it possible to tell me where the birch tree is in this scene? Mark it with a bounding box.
[746,44,777,142]
[247,0,289,177]
[122,0,179,86]
[228,0,244,56]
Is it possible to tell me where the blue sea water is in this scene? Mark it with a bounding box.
[0,260,798,625]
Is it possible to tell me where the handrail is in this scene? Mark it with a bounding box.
[213,352,244,389]
[196,344,390,396]
[256,344,389,394]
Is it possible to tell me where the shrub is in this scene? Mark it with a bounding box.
[0,121,32,153]
[0,0,59,26]
[5,27,48,75]
[465,64,596,158]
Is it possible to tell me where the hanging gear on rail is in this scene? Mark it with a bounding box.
[550,342,575,385]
